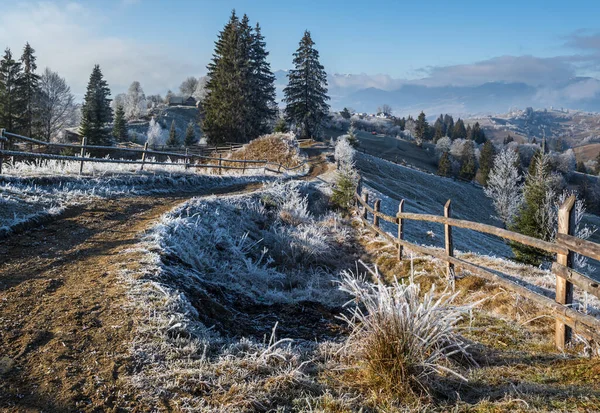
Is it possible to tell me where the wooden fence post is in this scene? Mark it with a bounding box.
[555,195,576,350]
[140,142,149,171]
[398,199,405,260]
[374,199,381,229]
[242,157,246,174]
[444,199,454,280]
[0,128,5,175]
[362,192,369,221]
[219,153,222,175]
[79,136,87,175]
[185,148,189,170]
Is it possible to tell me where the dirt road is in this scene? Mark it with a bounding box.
[0,182,264,412]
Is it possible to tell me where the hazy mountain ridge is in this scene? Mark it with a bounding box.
[274,70,600,116]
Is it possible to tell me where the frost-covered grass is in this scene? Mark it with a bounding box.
[121,181,361,411]
[339,263,474,399]
[1,156,284,177]
[0,172,273,236]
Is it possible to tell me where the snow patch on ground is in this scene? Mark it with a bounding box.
[0,172,274,236]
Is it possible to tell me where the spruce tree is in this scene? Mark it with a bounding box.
[80,65,113,145]
[248,22,276,138]
[433,115,444,142]
[414,111,428,145]
[443,114,454,139]
[202,12,275,144]
[167,120,178,146]
[112,104,128,142]
[203,11,246,145]
[0,48,25,134]
[340,107,351,119]
[510,154,555,265]
[453,118,467,140]
[184,121,196,146]
[471,121,486,144]
[478,140,495,185]
[346,122,359,148]
[19,43,40,137]
[459,140,477,181]
[283,30,330,139]
[437,151,452,177]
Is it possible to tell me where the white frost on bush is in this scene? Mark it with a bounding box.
[334,136,355,168]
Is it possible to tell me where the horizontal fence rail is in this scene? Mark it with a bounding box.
[0,129,309,176]
[354,186,600,349]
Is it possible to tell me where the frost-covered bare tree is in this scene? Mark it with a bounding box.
[334,136,355,168]
[37,68,76,142]
[111,93,126,112]
[125,81,147,120]
[192,76,208,101]
[146,117,165,147]
[179,76,199,97]
[435,136,452,157]
[484,148,523,226]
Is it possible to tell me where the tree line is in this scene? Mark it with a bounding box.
[0,43,77,142]
[2,11,332,149]
[202,10,330,145]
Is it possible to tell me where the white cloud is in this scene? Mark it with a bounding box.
[417,55,575,87]
[0,2,203,99]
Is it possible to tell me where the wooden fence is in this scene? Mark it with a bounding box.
[0,129,310,176]
[355,186,600,350]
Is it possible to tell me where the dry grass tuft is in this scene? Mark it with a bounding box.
[338,262,475,401]
[226,132,303,169]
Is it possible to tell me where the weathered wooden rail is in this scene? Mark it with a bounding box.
[0,129,309,176]
[355,187,600,350]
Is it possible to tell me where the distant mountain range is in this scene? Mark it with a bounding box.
[274,70,600,117]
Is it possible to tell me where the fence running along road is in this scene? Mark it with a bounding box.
[355,184,600,350]
[0,129,311,176]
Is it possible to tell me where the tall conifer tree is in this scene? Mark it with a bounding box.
[249,22,276,137]
[19,42,40,137]
[283,30,330,139]
[112,104,128,142]
[80,64,113,145]
[0,48,25,134]
[478,140,495,185]
[203,12,276,145]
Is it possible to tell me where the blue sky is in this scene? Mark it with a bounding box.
[0,0,599,96]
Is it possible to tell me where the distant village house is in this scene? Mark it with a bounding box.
[168,96,197,107]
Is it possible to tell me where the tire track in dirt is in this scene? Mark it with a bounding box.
[0,182,264,412]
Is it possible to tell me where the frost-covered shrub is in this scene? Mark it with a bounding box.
[435,136,452,157]
[449,138,467,159]
[334,136,355,168]
[146,117,166,147]
[339,265,472,397]
[149,181,347,304]
[485,148,523,226]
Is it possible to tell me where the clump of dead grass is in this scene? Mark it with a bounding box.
[337,262,475,400]
[225,132,303,169]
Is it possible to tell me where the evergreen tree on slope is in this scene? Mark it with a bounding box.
[19,43,40,137]
[203,11,246,145]
[80,65,112,145]
[112,104,128,142]
[283,30,330,139]
[184,121,196,147]
[248,22,276,138]
[0,48,26,134]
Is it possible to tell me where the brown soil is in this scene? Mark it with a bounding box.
[0,182,263,412]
